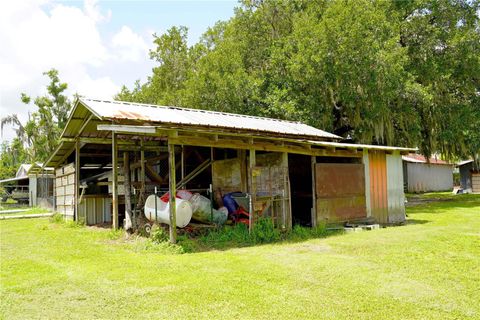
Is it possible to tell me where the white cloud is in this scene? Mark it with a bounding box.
[0,0,153,142]
[112,26,150,62]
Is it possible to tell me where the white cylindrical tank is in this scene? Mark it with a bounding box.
[144,195,192,228]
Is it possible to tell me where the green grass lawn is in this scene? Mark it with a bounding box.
[1,194,479,319]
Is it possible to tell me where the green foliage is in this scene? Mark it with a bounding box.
[107,228,124,240]
[49,213,64,224]
[198,219,329,249]
[149,225,169,244]
[251,218,281,243]
[0,69,72,166]
[118,0,480,163]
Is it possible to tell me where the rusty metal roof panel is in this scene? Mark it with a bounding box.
[79,98,341,140]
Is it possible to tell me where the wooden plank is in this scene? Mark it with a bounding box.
[74,139,80,222]
[124,151,133,231]
[168,136,361,158]
[112,132,119,229]
[249,149,256,233]
[168,143,177,243]
[97,124,157,134]
[311,156,317,227]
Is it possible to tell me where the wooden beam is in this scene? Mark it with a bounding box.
[283,152,292,230]
[124,151,133,232]
[311,156,317,228]
[180,145,185,188]
[97,124,157,134]
[75,139,80,223]
[76,114,93,139]
[248,149,256,233]
[169,136,361,158]
[140,139,146,204]
[112,132,119,229]
[168,143,177,244]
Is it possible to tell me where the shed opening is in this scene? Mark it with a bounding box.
[288,154,313,227]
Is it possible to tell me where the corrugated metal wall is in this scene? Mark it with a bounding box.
[368,151,388,224]
[406,163,453,192]
[78,196,112,225]
[386,152,405,223]
[315,163,367,223]
[459,163,473,189]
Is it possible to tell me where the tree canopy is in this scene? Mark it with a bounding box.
[0,69,72,179]
[117,0,480,164]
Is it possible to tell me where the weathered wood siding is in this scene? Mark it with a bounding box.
[212,158,243,193]
[472,173,480,193]
[55,163,75,220]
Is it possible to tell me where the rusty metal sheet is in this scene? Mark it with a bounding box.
[79,98,341,140]
[315,163,367,223]
[316,163,366,197]
[369,151,388,224]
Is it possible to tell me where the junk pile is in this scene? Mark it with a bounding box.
[144,189,251,228]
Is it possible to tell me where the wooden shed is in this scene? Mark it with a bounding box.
[0,163,54,209]
[44,98,415,242]
[458,160,480,193]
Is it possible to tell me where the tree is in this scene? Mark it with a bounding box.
[0,69,72,163]
[118,0,480,162]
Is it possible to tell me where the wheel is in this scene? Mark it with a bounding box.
[144,223,152,235]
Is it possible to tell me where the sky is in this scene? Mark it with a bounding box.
[0,0,238,142]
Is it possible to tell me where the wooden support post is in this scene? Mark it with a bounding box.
[139,139,146,206]
[180,145,185,188]
[238,149,247,192]
[311,156,317,227]
[74,139,80,222]
[282,152,292,230]
[248,149,256,233]
[124,151,133,232]
[168,143,177,243]
[112,132,119,229]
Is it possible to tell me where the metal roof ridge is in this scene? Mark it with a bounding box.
[80,97,313,126]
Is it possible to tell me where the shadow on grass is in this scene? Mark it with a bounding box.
[405,218,430,225]
[179,227,350,253]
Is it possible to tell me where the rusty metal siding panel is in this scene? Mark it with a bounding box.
[80,98,341,140]
[369,151,388,224]
[386,152,406,223]
[363,150,372,217]
[315,163,366,223]
[406,163,453,192]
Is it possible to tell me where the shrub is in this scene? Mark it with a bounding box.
[251,218,281,244]
[50,213,64,224]
[150,225,169,244]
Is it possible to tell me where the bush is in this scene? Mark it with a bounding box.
[150,225,169,244]
[50,213,64,224]
[251,218,281,244]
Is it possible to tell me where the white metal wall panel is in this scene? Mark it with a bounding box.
[406,163,453,192]
[386,153,406,224]
[363,150,372,217]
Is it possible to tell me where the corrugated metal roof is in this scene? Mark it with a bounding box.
[308,140,417,152]
[0,176,29,184]
[402,153,452,165]
[457,159,474,167]
[80,98,341,140]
